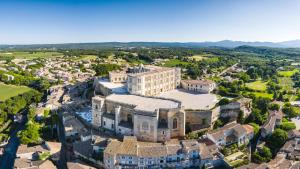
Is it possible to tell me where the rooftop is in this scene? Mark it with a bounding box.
[106,94,180,112]
[17,144,49,155]
[105,136,200,157]
[208,122,253,141]
[67,162,96,169]
[181,79,215,85]
[98,78,127,94]
[158,89,218,110]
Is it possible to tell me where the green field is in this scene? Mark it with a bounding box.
[278,69,299,77]
[162,59,190,67]
[0,83,31,101]
[278,77,294,91]
[245,91,273,99]
[245,80,267,91]
[74,55,97,61]
[0,51,63,59]
[188,55,207,61]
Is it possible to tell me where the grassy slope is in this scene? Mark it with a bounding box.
[162,59,190,67]
[0,51,63,59]
[0,83,31,101]
[245,80,267,91]
[278,69,299,77]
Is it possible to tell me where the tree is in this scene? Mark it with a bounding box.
[252,146,272,163]
[280,122,296,131]
[282,103,298,118]
[249,123,260,136]
[218,98,230,105]
[248,108,264,125]
[266,128,288,151]
[237,110,245,123]
[18,121,41,144]
[268,103,280,111]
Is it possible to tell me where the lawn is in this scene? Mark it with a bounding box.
[278,77,294,91]
[188,55,207,61]
[74,55,97,61]
[0,83,31,102]
[278,69,299,77]
[162,59,190,67]
[0,51,63,59]
[245,80,267,91]
[244,91,273,99]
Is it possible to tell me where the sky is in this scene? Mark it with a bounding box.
[0,0,300,44]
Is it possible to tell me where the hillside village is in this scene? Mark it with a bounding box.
[1,46,300,169]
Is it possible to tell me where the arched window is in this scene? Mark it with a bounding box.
[173,118,177,129]
[127,114,132,123]
[142,121,149,130]
[95,105,98,110]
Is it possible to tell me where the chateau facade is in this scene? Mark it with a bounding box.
[92,94,185,142]
[108,64,181,96]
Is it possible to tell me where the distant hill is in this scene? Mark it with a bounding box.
[1,40,300,49]
[279,39,300,48]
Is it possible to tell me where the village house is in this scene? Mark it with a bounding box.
[104,136,202,169]
[14,159,57,169]
[261,110,283,138]
[206,122,254,146]
[181,79,216,94]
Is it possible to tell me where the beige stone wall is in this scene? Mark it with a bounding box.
[185,110,212,131]
[93,96,186,142]
[109,72,127,83]
[134,113,158,142]
[127,68,179,96]
[105,100,135,123]
[181,81,216,94]
[92,97,105,127]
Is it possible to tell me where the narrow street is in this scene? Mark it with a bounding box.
[0,114,27,169]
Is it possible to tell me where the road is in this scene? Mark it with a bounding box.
[218,63,238,77]
[0,114,27,169]
[56,109,68,169]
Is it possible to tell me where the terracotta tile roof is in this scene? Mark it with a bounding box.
[243,124,254,135]
[14,158,36,169]
[38,160,57,169]
[208,122,253,142]
[138,145,167,157]
[104,136,201,158]
[67,162,96,169]
[181,79,215,85]
[17,144,49,155]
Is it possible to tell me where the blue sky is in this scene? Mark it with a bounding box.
[0,0,300,44]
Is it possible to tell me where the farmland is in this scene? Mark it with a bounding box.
[0,51,63,59]
[0,83,32,102]
[245,80,268,91]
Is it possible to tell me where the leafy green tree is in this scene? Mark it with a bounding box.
[249,123,260,136]
[252,146,272,163]
[268,103,280,111]
[237,110,245,123]
[266,128,288,151]
[282,103,298,118]
[280,122,296,131]
[92,64,120,76]
[18,121,41,144]
[218,98,230,105]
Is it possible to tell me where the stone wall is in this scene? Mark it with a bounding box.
[185,110,212,131]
